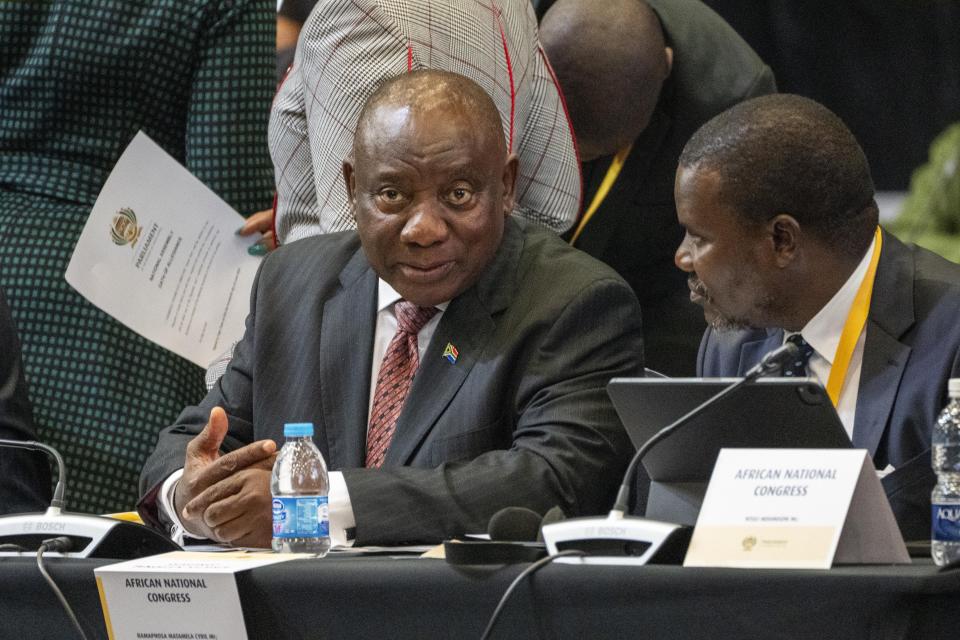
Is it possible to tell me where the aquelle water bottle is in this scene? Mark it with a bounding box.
[271,422,330,555]
[932,379,960,565]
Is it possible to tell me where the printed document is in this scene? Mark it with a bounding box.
[66,132,260,368]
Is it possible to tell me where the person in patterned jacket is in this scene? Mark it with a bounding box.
[239,0,581,253]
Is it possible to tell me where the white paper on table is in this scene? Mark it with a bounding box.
[66,132,261,368]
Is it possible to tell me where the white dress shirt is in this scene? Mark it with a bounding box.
[160,279,446,547]
[328,280,445,545]
[782,235,876,442]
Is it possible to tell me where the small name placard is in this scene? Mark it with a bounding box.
[683,449,909,569]
[96,551,311,639]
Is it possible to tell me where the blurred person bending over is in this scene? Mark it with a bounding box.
[540,0,776,375]
[140,71,642,547]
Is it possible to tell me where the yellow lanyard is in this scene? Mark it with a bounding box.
[825,226,883,406]
[569,143,633,245]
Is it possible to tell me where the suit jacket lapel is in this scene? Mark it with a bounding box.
[738,329,782,375]
[384,219,524,466]
[853,232,915,455]
[320,249,377,469]
[384,291,494,465]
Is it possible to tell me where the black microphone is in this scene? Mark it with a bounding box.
[0,439,180,559]
[537,506,566,542]
[487,506,543,542]
[485,505,568,543]
[745,341,802,378]
[444,506,570,565]
[542,342,799,564]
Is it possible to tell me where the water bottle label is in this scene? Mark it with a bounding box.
[932,503,960,542]
[272,496,329,538]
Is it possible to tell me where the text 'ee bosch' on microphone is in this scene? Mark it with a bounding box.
[0,439,181,559]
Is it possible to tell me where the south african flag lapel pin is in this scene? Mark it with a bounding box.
[443,342,459,364]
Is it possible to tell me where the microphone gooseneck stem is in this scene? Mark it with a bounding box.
[0,439,66,510]
[611,342,800,515]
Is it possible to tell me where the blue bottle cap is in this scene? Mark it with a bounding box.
[284,422,314,437]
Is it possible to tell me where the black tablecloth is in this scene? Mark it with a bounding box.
[2,555,958,639]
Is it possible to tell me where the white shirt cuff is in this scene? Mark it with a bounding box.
[159,468,207,546]
[161,468,354,548]
[328,471,356,548]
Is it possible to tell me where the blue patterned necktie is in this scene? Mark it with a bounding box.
[781,334,815,377]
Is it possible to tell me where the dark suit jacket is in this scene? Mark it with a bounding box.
[0,288,50,514]
[698,231,960,541]
[570,0,776,376]
[140,219,643,545]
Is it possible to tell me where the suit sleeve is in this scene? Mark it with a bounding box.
[341,278,642,545]
[745,64,777,98]
[697,327,715,376]
[269,63,316,243]
[882,334,960,541]
[0,289,51,514]
[271,2,407,241]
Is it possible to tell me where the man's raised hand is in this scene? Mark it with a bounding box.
[174,407,276,545]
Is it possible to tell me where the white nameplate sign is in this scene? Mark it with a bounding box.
[683,449,909,569]
[95,551,311,640]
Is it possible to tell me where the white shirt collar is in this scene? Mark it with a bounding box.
[377,279,450,312]
[791,235,877,365]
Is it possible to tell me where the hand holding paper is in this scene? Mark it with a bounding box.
[237,208,277,256]
[66,132,264,367]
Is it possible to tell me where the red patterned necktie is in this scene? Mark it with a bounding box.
[365,301,439,468]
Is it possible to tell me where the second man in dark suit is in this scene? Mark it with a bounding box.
[676,94,960,541]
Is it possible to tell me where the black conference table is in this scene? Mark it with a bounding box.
[2,554,958,639]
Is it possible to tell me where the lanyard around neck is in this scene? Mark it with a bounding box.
[825,226,883,407]
[569,143,633,245]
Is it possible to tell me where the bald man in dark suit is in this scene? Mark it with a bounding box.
[140,71,642,547]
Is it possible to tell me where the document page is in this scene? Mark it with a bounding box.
[66,132,261,368]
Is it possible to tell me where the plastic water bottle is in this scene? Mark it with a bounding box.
[932,379,960,565]
[271,423,330,555]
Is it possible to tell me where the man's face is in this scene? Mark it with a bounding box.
[345,102,517,307]
[673,165,779,331]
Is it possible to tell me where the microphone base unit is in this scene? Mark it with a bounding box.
[0,508,181,559]
[541,512,691,565]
